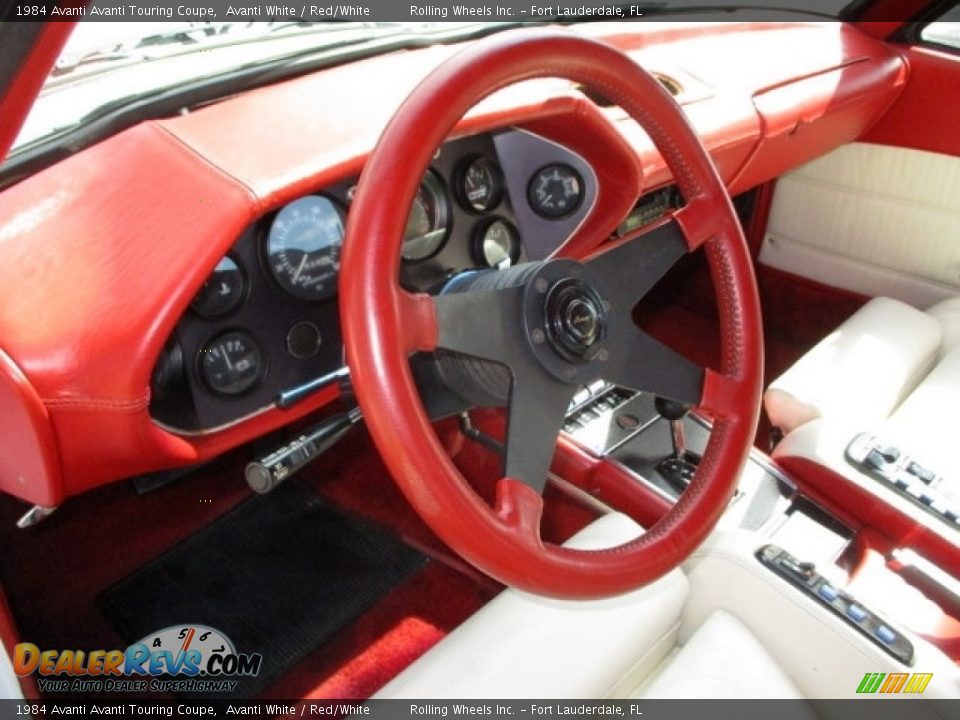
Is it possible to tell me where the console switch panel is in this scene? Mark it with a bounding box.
[846,433,960,529]
[757,544,914,665]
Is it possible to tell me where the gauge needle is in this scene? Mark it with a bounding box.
[292,255,308,284]
[220,344,234,370]
[174,626,195,674]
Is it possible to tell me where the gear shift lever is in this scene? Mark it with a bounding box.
[654,397,699,489]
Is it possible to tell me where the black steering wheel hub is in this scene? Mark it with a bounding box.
[522,258,610,385]
[543,278,607,363]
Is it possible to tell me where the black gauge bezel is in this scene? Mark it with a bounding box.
[196,329,267,398]
[189,252,249,320]
[471,216,522,268]
[261,194,347,303]
[527,163,585,220]
[454,155,505,214]
[401,169,453,263]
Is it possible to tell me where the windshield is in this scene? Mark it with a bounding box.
[13,21,479,154]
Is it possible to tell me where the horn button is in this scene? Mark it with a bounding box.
[545,279,606,361]
[523,259,611,384]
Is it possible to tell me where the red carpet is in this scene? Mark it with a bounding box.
[0,418,597,700]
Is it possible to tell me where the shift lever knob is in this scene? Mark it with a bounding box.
[654,397,690,422]
[655,397,691,462]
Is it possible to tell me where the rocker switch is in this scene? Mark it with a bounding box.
[781,557,816,582]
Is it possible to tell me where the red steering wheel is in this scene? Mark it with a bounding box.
[340,29,762,599]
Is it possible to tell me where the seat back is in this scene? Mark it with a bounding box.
[764,296,942,435]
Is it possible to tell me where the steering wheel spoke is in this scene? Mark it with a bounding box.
[503,369,577,494]
[586,220,689,312]
[699,368,745,421]
[432,284,527,366]
[494,477,546,548]
[603,326,705,406]
[674,194,724,251]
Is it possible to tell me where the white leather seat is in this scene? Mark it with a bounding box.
[764,297,944,435]
[375,513,690,699]
[637,609,806,699]
[882,346,960,478]
[374,514,960,702]
[765,294,960,482]
[927,295,960,359]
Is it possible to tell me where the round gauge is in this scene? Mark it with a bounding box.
[527,163,584,219]
[134,625,236,664]
[403,171,451,262]
[198,330,265,397]
[456,156,504,213]
[473,218,521,269]
[190,255,246,319]
[265,195,345,301]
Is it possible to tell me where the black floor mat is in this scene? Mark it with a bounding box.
[99,482,427,699]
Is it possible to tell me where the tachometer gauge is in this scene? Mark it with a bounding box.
[199,330,264,397]
[265,195,345,301]
[473,218,521,269]
[455,156,504,213]
[403,171,451,262]
[528,163,584,219]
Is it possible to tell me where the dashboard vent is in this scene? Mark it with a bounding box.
[575,73,683,107]
[654,73,683,97]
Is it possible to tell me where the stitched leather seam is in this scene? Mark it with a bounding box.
[43,394,149,412]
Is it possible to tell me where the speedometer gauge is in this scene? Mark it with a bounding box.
[402,171,451,262]
[265,195,345,301]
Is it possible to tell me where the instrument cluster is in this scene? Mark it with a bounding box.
[149,130,596,432]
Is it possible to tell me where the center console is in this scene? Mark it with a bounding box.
[561,384,960,668]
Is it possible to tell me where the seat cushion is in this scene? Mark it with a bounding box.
[636,609,807,700]
[764,296,942,434]
[927,295,960,357]
[881,345,960,480]
[373,513,689,699]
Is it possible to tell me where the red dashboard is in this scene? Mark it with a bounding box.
[0,21,907,506]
